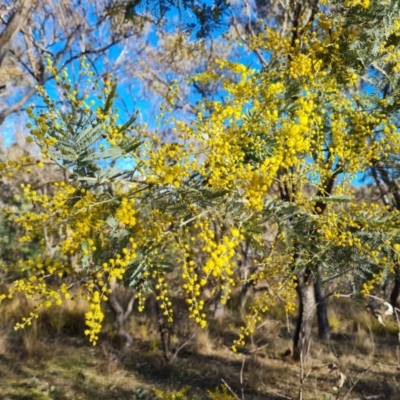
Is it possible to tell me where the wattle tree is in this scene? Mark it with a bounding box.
[1,0,400,362]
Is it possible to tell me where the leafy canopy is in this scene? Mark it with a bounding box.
[1,0,400,347]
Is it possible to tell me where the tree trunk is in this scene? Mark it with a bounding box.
[154,299,172,361]
[314,267,331,340]
[390,274,400,310]
[214,288,226,320]
[239,281,252,309]
[293,270,316,361]
[238,241,253,309]
[107,283,135,346]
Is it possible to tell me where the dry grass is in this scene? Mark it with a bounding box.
[0,331,7,355]
[21,328,48,360]
[194,329,214,354]
[0,290,399,399]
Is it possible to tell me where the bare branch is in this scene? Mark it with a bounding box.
[0,87,36,126]
[0,0,38,68]
[229,7,268,69]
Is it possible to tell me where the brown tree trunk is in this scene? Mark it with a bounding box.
[293,270,316,361]
[314,267,331,340]
[154,299,172,361]
[239,280,252,309]
[390,274,400,310]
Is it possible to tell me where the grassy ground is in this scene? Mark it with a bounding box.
[0,296,399,399]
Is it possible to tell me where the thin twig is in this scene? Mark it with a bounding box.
[169,330,197,364]
[250,322,281,353]
[240,357,245,400]
[338,366,372,400]
[367,325,375,358]
[221,378,240,400]
[376,363,400,368]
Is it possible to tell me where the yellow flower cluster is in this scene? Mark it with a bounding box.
[155,274,173,323]
[344,0,370,8]
[84,290,104,345]
[116,197,137,228]
[3,1,400,351]
[361,273,383,296]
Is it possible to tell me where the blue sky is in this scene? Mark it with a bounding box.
[1,1,386,187]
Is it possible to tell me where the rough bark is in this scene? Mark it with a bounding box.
[0,0,38,68]
[293,270,316,361]
[314,267,331,340]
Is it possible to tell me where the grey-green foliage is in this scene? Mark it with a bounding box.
[239,194,400,296]
[328,0,400,91]
[43,111,141,190]
[30,77,235,287]
[29,67,400,299]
